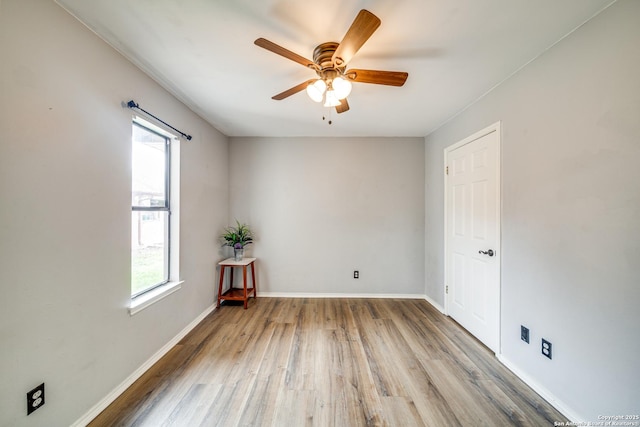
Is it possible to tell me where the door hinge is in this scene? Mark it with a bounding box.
[445,166,449,175]
[446,285,449,294]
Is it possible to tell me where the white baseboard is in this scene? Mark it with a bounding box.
[497,354,582,423]
[71,304,216,427]
[258,292,427,299]
[423,294,445,313]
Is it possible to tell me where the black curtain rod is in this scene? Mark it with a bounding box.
[126,100,192,141]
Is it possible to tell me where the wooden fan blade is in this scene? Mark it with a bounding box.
[336,98,350,114]
[346,69,408,86]
[332,10,381,66]
[255,38,315,68]
[272,79,316,100]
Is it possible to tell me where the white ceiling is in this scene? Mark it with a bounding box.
[56,0,614,137]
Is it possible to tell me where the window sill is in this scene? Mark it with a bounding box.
[129,281,184,316]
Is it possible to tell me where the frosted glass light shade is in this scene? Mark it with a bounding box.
[306,79,326,102]
[324,90,341,107]
[332,77,352,99]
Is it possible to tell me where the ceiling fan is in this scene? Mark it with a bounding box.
[254,9,408,115]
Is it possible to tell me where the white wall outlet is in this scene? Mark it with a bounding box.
[27,383,45,415]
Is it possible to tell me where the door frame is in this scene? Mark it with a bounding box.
[443,121,502,354]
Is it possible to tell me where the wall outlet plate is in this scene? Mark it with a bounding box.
[521,325,530,343]
[542,338,552,360]
[353,270,359,279]
[27,383,45,415]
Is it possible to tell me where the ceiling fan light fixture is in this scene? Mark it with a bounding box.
[256,9,407,116]
[324,90,341,107]
[306,79,326,102]
[332,77,352,99]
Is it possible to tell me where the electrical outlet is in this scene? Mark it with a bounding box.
[542,339,552,359]
[353,270,359,279]
[521,325,529,343]
[27,383,45,415]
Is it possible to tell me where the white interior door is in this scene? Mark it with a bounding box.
[445,123,501,353]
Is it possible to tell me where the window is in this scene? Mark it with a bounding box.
[131,120,173,297]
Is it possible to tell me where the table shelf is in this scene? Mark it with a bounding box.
[219,287,256,300]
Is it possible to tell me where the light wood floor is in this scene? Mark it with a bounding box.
[89,298,566,426]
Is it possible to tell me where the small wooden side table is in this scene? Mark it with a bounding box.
[217,257,257,309]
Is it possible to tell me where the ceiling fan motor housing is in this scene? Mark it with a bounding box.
[313,42,346,78]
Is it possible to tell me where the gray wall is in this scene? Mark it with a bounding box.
[424,0,639,420]
[0,1,229,426]
[229,137,425,295]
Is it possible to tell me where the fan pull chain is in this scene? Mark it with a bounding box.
[322,107,333,125]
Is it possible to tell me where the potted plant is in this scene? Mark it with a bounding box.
[221,220,253,261]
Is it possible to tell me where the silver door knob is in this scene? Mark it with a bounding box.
[479,249,494,257]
